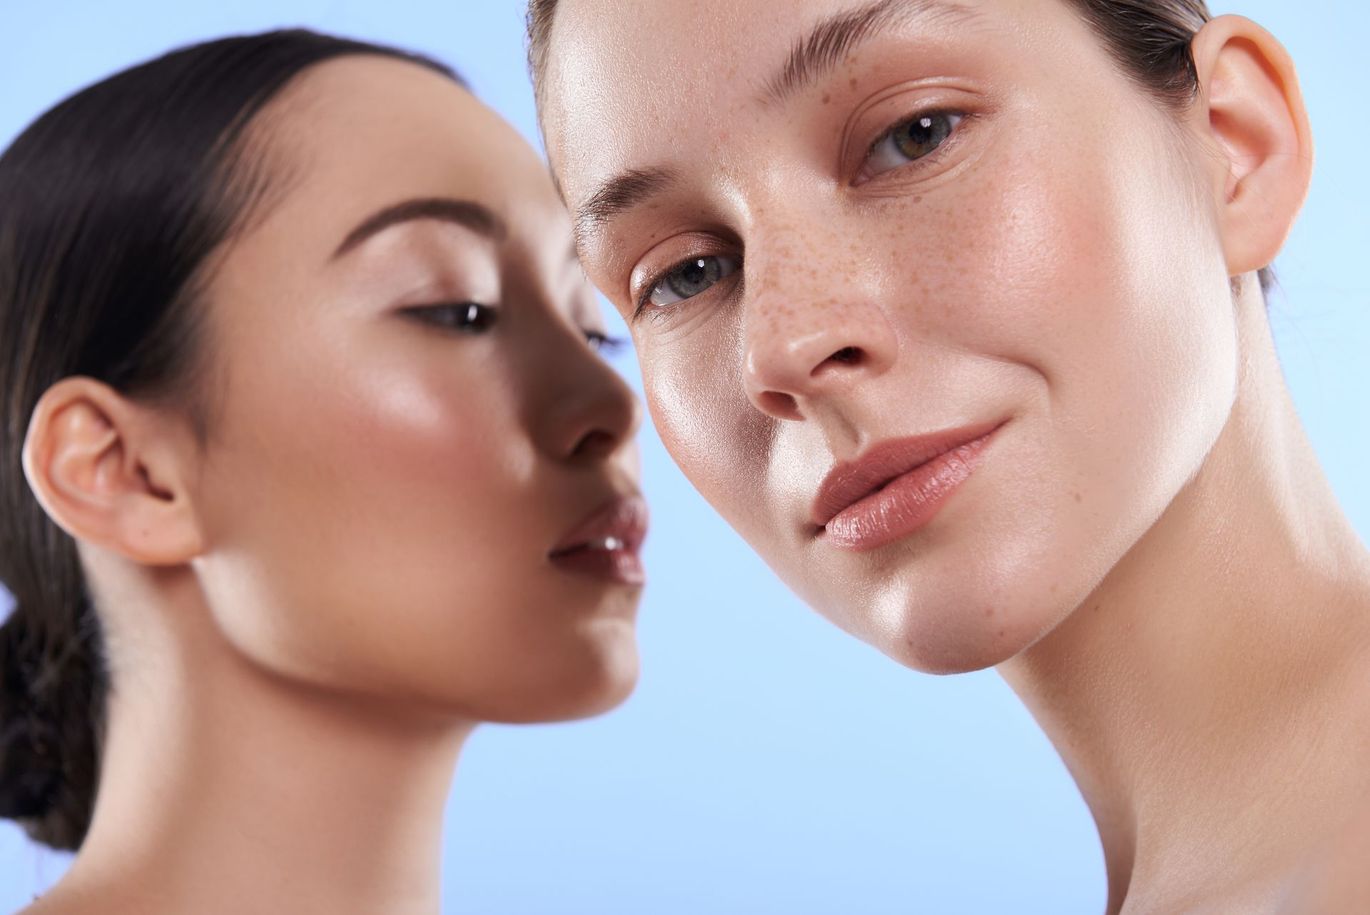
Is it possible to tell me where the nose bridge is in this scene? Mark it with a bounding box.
[741,206,897,419]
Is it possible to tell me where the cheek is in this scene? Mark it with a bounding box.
[857,111,1239,666]
[638,318,779,532]
[885,99,1236,481]
[196,322,546,697]
[257,331,526,556]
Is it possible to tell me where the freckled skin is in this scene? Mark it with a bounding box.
[542,3,1370,906]
[545,0,1234,671]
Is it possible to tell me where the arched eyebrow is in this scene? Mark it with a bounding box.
[762,0,980,107]
[571,0,978,241]
[573,167,678,247]
[332,197,508,260]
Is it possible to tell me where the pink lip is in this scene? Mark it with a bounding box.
[549,494,649,585]
[812,420,1004,551]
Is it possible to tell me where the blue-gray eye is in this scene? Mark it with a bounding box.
[409,302,498,333]
[647,254,740,307]
[865,111,964,178]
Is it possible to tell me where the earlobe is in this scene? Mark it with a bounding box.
[1190,15,1313,282]
[21,377,205,565]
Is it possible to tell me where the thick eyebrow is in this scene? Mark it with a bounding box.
[331,197,508,260]
[572,167,678,247]
[762,0,979,107]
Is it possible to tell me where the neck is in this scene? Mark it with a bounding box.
[997,297,1370,913]
[40,577,470,915]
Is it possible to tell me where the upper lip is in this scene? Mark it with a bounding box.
[550,492,649,557]
[810,420,1004,528]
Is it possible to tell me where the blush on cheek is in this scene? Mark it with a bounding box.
[219,329,530,567]
[326,358,533,512]
[895,130,1111,363]
[201,341,545,681]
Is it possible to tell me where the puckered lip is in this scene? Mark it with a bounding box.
[549,492,649,558]
[809,419,1006,529]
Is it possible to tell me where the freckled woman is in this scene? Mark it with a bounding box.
[530,0,1370,909]
[1,30,645,915]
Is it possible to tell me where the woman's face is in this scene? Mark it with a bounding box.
[541,0,1240,672]
[191,57,644,723]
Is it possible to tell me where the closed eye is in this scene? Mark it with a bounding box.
[404,301,499,333]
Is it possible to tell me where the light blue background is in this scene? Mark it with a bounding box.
[0,1,1365,912]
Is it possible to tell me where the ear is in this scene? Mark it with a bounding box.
[1189,15,1314,283]
[21,377,204,565]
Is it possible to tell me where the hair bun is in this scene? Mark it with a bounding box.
[0,723,62,820]
[0,604,101,850]
[0,610,62,817]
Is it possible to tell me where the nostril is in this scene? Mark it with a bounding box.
[571,429,618,460]
[826,346,863,367]
[757,390,802,421]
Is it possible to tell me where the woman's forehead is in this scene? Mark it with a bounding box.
[543,0,1049,206]
[269,58,534,199]
[542,0,1087,247]
[235,56,568,270]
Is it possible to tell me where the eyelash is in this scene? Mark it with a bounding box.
[858,108,969,184]
[633,255,742,321]
[406,302,498,333]
[585,331,629,355]
[407,303,626,354]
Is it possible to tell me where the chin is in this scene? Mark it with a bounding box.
[854,580,1059,676]
[483,631,641,724]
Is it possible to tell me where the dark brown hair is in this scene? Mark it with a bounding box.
[0,29,458,852]
[525,0,1276,293]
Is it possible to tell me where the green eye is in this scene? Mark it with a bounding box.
[408,302,498,333]
[646,254,741,308]
[865,111,964,179]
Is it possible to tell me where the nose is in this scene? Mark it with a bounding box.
[742,273,898,422]
[539,344,643,465]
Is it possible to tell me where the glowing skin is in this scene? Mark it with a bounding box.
[194,61,644,724]
[21,57,642,915]
[539,0,1370,909]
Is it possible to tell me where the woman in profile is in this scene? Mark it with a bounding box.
[531,0,1370,909]
[1,29,645,915]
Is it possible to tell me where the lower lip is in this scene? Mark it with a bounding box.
[550,548,645,586]
[823,428,999,552]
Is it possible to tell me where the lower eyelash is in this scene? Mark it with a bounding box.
[587,332,629,354]
[632,263,744,326]
[633,254,745,322]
